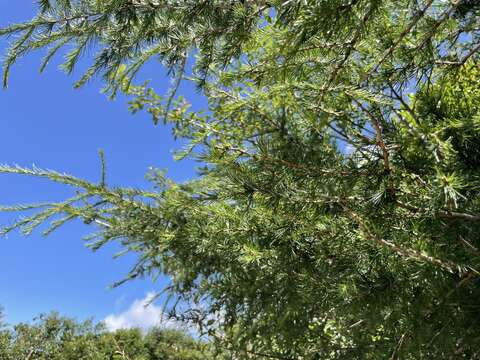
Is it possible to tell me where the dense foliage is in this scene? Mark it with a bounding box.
[1,0,480,358]
[0,310,209,360]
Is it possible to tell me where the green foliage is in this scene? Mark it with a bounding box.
[144,328,206,360]
[0,312,212,360]
[2,0,480,359]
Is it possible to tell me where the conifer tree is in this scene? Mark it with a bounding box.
[1,1,480,358]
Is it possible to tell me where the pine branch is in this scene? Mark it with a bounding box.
[346,208,474,277]
[366,0,435,79]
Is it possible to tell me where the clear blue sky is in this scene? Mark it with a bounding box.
[0,1,204,326]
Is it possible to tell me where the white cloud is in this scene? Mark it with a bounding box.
[103,292,181,332]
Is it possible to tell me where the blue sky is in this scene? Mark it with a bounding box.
[0,1,204,327]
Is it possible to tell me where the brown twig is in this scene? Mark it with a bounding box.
[354,100,391,173]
